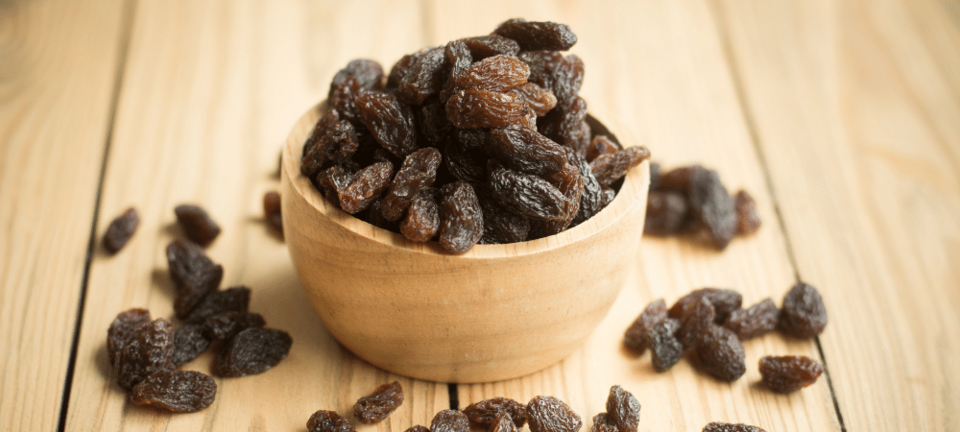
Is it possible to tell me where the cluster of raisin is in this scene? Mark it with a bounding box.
[644,163,761,250]
[300,18,650,254]
[106,205,292,413]
[623,282,826,391]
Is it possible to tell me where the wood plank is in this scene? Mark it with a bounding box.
[712,0,960,430]
[63,1,449,431]
[0,1,128,430]
[427,1,840,431]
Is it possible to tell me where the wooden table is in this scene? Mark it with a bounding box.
[2,1,957,431]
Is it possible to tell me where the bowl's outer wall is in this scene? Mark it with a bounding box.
[281,103,649,383]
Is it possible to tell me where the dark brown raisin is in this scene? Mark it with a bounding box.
[263,191,283,238]
[586,136,618,163]
[329,59,384,100]
[759,355,824,393]
[431,410,471,432]
[724,299,779,340]
[308,410,357,432]
[489,125,566,175]
[657,165,705,193]
[302,110,342,177]
[692,326,746,382]
[444,139,488,184]
[462,35,521,59]
[171,324,210,368]
[404,426,430,432]
[438,181,483,253]
[202,312,266,341]
[537,161,584,236]
[216,327,292,377]
[568,150,604,225]
[316,164,356,205]
[600,189,616,208]
[398,47,449,106]
[332,76,363,125]
[668,288,743,325]
[539,97,587,150]
[184,286,251,324]
[367,197,401,233]
[488,163,567,221]
[400,189,440,242]
[446,89,527,129]
[418,98,454,146]
[129,370,217,413]
[339,162,395,214]
[676,297,716,350]
[779,282,828,338]
[493,19,578,51]
[590,414,618,432]
[623,299,667,354]
[643,192,689,236]
[734,190,761,235]
[174,204,221,246]
[508,82,558,116]
[589,147,650,188]
[381,148,442,221]
[464,397,528,427]
[519,50,563,91]
[574,121,592,156]
[115,318,175,389]
[103,208,140,253]
[356,92,419,157]
[544,55,584,108]
[445,40,473,90]
[353,381,404,424]
[107,308,151,367]
[647,318,682,372]
[526,395,582,432]
[165,239,223,319]
[688,168,737,250]
[454,55,530,93]
[479,197,530,244]
[388,48,431,88]
[605,386,640,432]
[702,423,766,432]
[491,413,519,432]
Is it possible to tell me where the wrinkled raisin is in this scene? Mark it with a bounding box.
[308,410,357,432]
[356,92,419,158]
[165,240,223,319]
[493,19,578,51]
[454,55,530,93]
[724,299,778,340]
[676,297,716,350]
[489,125,566,175]
[103,208,140,253]
[689,169,737,250]
[647,318,682,372]
[508,82,558,116]
[329,59,384,99]
[538,161,584,236]
[520,50,563,90]
[590,147,650,188]
[568,150,604,225]
[479,197,530,244]
[216,327,292,377]
[332,76,363,125]
[544,55,584,108]
[657,165,705,192]
[171,324,210,368]
[444,140,488,184]
[354,381,404,424]
[184,286,251,324]
[174,204,221,246]
[605,386,640,432]
[445,40,473,93]
[758,355,823,393]
[591,414,618,432]
[431,410,470,432]
[489,163,567,221]
[339,162,395,214]
[462,35,521,59]
[644,192,689,236]
[316,164,356,205]
[107,308,151,366]
[399,47,449,105]
[400,189,440,242]
[381,148,441,221]
[779,282,827,338]
[702,423,766,432]
[491,412,519,432]
[623,299,666,354]
[464,397,527,427]
[202,312,266,341]
[734,190,761,235]
[586,136,617,163]
[438,181,483,253]
[668,288,743,325]
[418,98,454,145]
[540,97,588,150]
[388,48,430,88]
[446,89,527,129]
[129,370,217,413]
[692,326,746,382]
[302,110,342,177]
[526,395,582,432]
[115,318,175,389]
[263,191,283,238]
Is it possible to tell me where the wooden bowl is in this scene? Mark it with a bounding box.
[280,101,649,383]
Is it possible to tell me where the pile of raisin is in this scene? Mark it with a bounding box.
[622,282,827,389]
[301,18,650,254]
[644,163,760,250]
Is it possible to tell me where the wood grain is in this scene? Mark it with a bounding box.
[0,1,127,430]
[428,1,839,431]
[63,1,448,431]
[713,0,960,430]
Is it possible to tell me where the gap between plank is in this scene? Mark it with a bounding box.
[56,1,137,431]
[704,1,848,431]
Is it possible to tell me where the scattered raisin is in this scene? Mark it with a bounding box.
[668,288,743,325]
[184,286,251,324]
[356,92,419,158]
[129,370,217,413]
[405,427,430,432]
[734,190,761,235]
[643,192,689,236]
[438,181,483,253]
[647,318,683,372]
[688,169,737,250]
[354,381,404,424]
[216,327,292,377]
[171,323,211,368]
[165,239,223,319]
[779,282,828,338]
[724,299,778,340]
[400,189,440,242]
[431,410,471,432]
[107,308,151,366]
[115,318,175,389]
[308,410,357,432]
[526,395,582,432]
[676,297,716,350]
[605,386,640,432]
[464,397,528,427]
[590,414,618,432]
[758,355,824,393]
[692,326,746,382]
[263,191,283,238]
[493,19,578,51]
[381,148,441,221]
[590,147,650,188]
[623,299,666,354]
[462,35,521,59]
[202,312,266,341]
[702,423,766,432]
[174,204,221,246]
[172,262,222,320]
[103,207,140,253]
[446,89,527,129]
[339,162,395,214]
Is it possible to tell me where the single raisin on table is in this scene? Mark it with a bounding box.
[184,286,251,324]
[526,395,582,432]
[171,323,211,368]
[724,299,779,340]
[103,207,140,253]
[692,326,746,382]
[464,397,528,427]
[590,414,618,432]
[493,18,578,52]
[202,312,266,341]
[216,327,292,377]
[115,318,176,389]
[438,181,483,253]
[687,168,736,250]
[263,191,283,238]
[778,282,828,339]
[165,240,224,319]
[676,297,716,351]
[356,91,419,158]
[605,386,640,432]
[354,381,404,424]
[702,423,766,432]
[308,410,358,432]
[668,288,742,325]
[647,318,683,373]
[400,189,440,242]
[381,148,442,221]
[623,299,667,354]
[431,410,471,432]
[446,89,528,129]
[759,355,824,393]
[107,309,151,367]
[129,370,217,413]
[643,191,689,236]
[733,190,761,235]
[174,204,221,246]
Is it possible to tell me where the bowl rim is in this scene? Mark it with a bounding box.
[283,100,649,259]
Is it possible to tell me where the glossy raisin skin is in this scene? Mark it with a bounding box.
[586,136,618,163]
[493,19,578,51]
[184,286,251,324]
[216,327,292,377]
[590,147,651,188]
[590,414,618,432]
[381,148,441,221]
[202,312,266,341]
[648,318,683,372]
[779,282,828,338]
[623,299,667,354]
[540,97,588,150]
[668,288,743,325]
[479,198,530,244]
[308,410,358,432]
[454,55,530,93]
[431,410,471,432]
[526,395,582,432]
[702,423,766,432]
[398,47,449,105]
[446,89,527,129]
[356,92,419,158]
[129,370,217,413]
[263,191,283,238]
[644,192,689,236]
[438,181,483,253]
[401,189,440,242]
[329,59,384,100]
[759,355,824,393]
[354,381,404,424]
[544,55,584,108]
[676,297,716,350]
[171,324,211,368]
[339,162,395,214]
[605,386,640,432]
[464,397,528,427]
[174,204,221,246]
[734,190,761,235]
[462,35,521,59]
[489,125,566,176]
[107,309,151,367]
[508,83,557,116]
[489,164,566,221]
[115,318,175,389]
[724,299,779,340]
[693,326,746,382]
[103,207,140,253]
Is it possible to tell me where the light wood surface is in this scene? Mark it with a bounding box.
[1,0,957,431]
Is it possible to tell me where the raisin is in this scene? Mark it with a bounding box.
[490,413,519,432]
[657,165,705,193]
[174,204,221,246]
[331,76,363,125]
[368,197,401,233]
[464,397,528,427]
[444,140,488,184]
[356,91,419,157]
[400,189,440,242]
[586,136,618,163]
[648,162,661,192]
[643,192,689,236]
[589,147,650,188]
[724,299,778,340]
[399,47,449,105]
[302,110,342,177]
[438,181,483,253]
[405,427,430,432]
[454,55,530,93]
[165,239,223,319]
[537,161,584,236]
[354,381,404,424]
[107,308,151,366]
[381,148,442,221]
[605,386,640,432]
[574,121,592,156]
[601,189,616,208]
[316,164,356,205]
[488,163,567,221]
[526,395,582,432]
[479,197,530,244]
[323,121,361,166]
[493,19,578,51]
[647,318,682,372]
[702,423,766,432]
[688,168,737,249]
[462,35,521,59]
[676,297,716,350]
[184,286,251,324]
[692,326,746,382]
[489,125,566,175]
[568,150,604,225]
[129,370,217,413]
[173,264,222,320]
[103,207,140,253]
[623,299,666,354]
[308,410,357,432]
[544,55,584,108]
[758,355,823,393]
[520,50,563,90]
[202,312,266,341]
[431,410,470,432]
[734,190,761,235]
[329,59,384,99]
[216,327,292,377]
[339,162,395,214]
[418,98,454,146]
[590,414,618,432]
[171,324,210,368]
[115,318,175,389]
[668,288,743,325]
[540,97,588,150]
[263,191,283,238]
[446,89,527,129]
[779,282,828,338]
[508,82,558,116]
[445,40,473,87]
